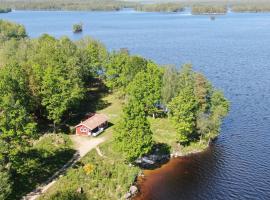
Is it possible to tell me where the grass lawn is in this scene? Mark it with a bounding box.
[149,117,178,148]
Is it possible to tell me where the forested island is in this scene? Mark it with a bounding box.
[192,5,227,15]
[231,4,270,12]
[73,23,83,33]
[0,19,229,200]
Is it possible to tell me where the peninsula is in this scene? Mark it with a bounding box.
[0,20,229,200]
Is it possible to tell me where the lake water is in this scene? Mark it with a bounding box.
[1,10,270,200]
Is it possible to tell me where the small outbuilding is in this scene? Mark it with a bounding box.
[75,113,109,136]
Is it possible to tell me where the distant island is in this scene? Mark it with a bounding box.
[192,5,227,15]
[73,23,83,33]
[0,8,11,13]
[231,4,270,12]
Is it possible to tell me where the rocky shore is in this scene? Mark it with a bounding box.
[124,141,213,199]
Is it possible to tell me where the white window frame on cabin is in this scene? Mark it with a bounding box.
[80,127,88,133]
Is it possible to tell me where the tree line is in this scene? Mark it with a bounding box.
[0,0,136,11]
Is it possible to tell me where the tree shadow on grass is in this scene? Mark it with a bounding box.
[10,148,76,199]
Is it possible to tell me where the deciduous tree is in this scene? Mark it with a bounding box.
[127,62,162,116]
[114,99,153,162]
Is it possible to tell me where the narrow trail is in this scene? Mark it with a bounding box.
[22,135,106,200]
[95,146,106,158]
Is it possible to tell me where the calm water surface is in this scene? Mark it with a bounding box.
[1,10,270,200]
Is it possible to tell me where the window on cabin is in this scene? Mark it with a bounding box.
[80,127,88,132]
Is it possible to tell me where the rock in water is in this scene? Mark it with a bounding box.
[124,192,132,199]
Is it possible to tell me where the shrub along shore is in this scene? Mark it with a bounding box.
[0,20,229,200]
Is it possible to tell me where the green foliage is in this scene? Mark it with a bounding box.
[167,64,229,145]
[127,62,163,116]
[104,51,148,93]
[168,87,198,144]
[211,90,230,118]
[177,64,195,91]
[76,37,108,81]
[41,64,84,127]
[0,64,37,164]
[194,73,212,112]
[114,98,153,162]
[161,65,179,104]
[0,38,30,67]
[0,167,12,200]
[73,23,83,33]
[0,20,27,41]
[23,35,85,127]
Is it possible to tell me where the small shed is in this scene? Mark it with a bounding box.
[75,113,109,136]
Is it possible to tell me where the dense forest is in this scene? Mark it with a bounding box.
[0,20,229,199]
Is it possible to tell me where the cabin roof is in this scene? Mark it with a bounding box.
[76,113,109,130]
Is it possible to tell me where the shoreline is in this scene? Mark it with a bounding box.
[126,140,213,199]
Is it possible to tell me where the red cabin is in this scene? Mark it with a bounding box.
[75,113,109,136]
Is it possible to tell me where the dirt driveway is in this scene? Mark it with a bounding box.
[70,135,106,157]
